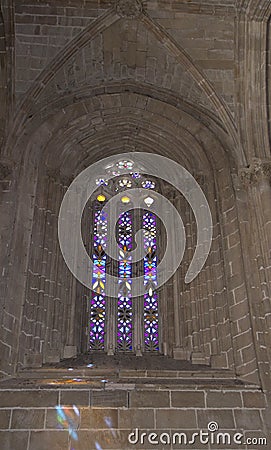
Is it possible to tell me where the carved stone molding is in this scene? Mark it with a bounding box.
[115,0,143,18]
[238,158,271,187]
[0,159,14,180]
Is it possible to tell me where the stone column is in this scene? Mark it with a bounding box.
[235,158,271,389]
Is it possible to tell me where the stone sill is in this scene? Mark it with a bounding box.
[0,367,260,391]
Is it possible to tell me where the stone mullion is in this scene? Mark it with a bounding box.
[158,182,169,356]
[205,181,225,364]
[62,180,80,354]
[199,265,212,360]
[21,173,49,365]
[159,212,168,355]
[45,177,61,358]
[207,243,226,365]
[189,209,200,354]
[60,178,81,357]
[172,195,181,351]
[133,208,143,356]
[58,182,73,353]
[47,178,58,353]
[184,208,193,354]
[198,258,207,358]
[48,178,64,357]
[19,174,45,365]
[31,175,50,358]
[75,193,91,355]
[106,200,116,355]
[42,174,59,362]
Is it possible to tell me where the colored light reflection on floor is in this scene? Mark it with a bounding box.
[55,404,80,442]
[42,378,98,386]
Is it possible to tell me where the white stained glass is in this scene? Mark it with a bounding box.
[119,178,132,188]
[142,180,156,189]
[117,160,134,170]
[96,178,108,186]
[144,196,154,208]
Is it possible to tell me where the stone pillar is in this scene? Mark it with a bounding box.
[235,158,271,389]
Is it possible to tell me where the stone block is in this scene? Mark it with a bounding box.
[23,352,42,368]
[173,347,191,360]
[80,408,118,429]
[91,390,128,408]
[197,409,235,429]
[63,345,77,359]
[130,390,170,408]
[0,410,11,429]
[171,391,205,408]
[242,392,267,409]
[206,391,242,408]
[76,429,128,449]
[0,431,29,450]
[45,349,60,363]
[191,352,210,365]
[156,409,197,429]
[60,390,89,406]
[11,408,45,429]
[0,390,59,407]
[118,408,155,429]
[234,410,263,430]
[29,430,68,450]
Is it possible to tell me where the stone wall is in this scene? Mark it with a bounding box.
[0,385,269,449]
[0,0,271,446]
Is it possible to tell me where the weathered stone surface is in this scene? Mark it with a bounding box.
[0,431,29,450]
[118,408,155,429]
[171,391,205,408]
[197,409,235,429]
[11,409,45,429]
[0,391,59,408]
[91,390,128,408]
[29,430,69,450]
[234,410,263,430]
[60,389,89,406]
[242,391,267,409]
[206,391,242,408]
[0,410,11,429]
[80,408,118,429]
[130,390,170,407]
[0,0,271,443]
[156,409,197,429]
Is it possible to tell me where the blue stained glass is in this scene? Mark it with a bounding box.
[90,209,108,350]
[117,211,133,351]
[143,211,159,351]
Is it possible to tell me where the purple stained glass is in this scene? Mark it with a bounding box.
[143,212,159,351]
[90,209,107,350]
[117,211,133,351]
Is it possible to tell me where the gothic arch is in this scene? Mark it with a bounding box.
[3,1,243,165]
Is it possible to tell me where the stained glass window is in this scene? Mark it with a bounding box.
[143,212,159,351]
[90,167,159,354]
[142,180,156,189]
[119,178,132,188]
[89,206,108,350]
[117,211,133,351]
